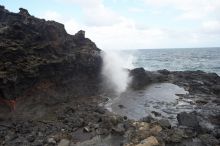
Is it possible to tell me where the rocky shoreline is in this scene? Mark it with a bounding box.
[0,6,220,146]
[1,68,220,146]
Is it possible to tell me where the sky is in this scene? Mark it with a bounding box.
[1,0,220,50]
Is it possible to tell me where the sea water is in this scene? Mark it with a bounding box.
[123,47,220,75]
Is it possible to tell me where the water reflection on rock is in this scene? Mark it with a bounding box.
[106,83,189,124]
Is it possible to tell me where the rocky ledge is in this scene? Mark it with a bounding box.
[130,67,220,96]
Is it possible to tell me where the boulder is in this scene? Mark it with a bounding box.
[129,68,151,89]
[158,119,171,129]
[129,68,168,89]
[177,112,199,128]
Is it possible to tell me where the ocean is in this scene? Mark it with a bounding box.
[124,47,220,75]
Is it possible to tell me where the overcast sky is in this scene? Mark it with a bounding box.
[1,0,220,50]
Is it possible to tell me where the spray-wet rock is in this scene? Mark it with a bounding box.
[129,68,168,89]
[177,112,199,128]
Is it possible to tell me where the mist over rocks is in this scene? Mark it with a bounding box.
[101,51,133,95]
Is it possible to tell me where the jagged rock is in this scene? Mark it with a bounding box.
[177,112,199,128]
[75,30,85,40]
[0,6,102,104]
[19,8,30,16]
[129,68,168,89]
[129,68,152,89]
[172,70,220,94]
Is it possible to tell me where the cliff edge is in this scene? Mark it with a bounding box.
[0,6,102,106]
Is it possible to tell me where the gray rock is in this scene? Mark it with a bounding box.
[199,134,219,146]
[95,107,106,114]
[213,129,220,139]
[27,135,35,142]
[177,112,199,128]
[158,69,170,75]
[158,119,171,129]
[58,139,70,146]
[129,68,152,89]
[112,123,125,134]
[141,115,154,123]
[212,85,220,94]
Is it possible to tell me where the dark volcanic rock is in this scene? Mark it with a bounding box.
[0,6,102,102]
[177,112,199,128]
[129,67,168,89]
[171,70,220,95]
[158,119,171,129]
[130,68,151,89]
[212,84,220,95]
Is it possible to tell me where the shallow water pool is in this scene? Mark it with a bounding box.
[105,83,190,124]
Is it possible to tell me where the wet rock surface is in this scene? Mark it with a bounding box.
[177,112,199,128]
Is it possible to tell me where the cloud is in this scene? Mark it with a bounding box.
[83,5,122,26]
[60,0,102,8]
[142,0,220,20]
[42,11,62,21]
[198,20,220,46]
[58,0,122,26]
[41,9,220,49]
[128,7,145,13]
[42,12,168,49]
[41,0,220,49]
[202,20,220,34]
[41,10,82,35]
